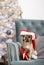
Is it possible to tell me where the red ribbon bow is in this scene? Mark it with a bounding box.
[20,48,29,60]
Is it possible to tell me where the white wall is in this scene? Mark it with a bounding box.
[18,0,44,20]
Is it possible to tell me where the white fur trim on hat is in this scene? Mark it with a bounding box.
[20,30,35,40]
[20,31,29,35]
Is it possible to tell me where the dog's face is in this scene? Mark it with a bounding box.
[21,35,32,43]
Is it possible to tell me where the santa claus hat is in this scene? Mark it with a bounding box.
[20,30,37,40]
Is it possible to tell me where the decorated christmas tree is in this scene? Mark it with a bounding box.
[0,0,22,38]
[0,0,22,61]
[0,0,22,21]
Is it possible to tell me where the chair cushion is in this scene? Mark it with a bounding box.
[11,59,44,65]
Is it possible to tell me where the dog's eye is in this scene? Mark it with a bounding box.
[22,35,24,37]
[28,36,30,38]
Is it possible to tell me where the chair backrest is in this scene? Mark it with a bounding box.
[15,20,44,59]
[15,20,44,43]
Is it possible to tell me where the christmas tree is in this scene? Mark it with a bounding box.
[0,0,22,38]
[0,0,22,61]
[0,0,22,21]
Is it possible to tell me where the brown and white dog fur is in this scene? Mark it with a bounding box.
[21,35,37,60]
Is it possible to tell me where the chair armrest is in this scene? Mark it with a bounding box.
[6,40,21,65]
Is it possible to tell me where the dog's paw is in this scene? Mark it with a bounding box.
[32,54,38,59]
